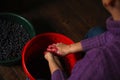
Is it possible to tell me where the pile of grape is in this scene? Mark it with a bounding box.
[0,19,30,61]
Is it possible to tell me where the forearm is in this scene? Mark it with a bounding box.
[68,42,83,53]
[48,59,61,74]
[53,56,64,71]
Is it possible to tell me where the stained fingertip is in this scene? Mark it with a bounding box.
[46,48,51,52]
[48,45,52,48]
[54,47,58,50]
[49,44,57,48]
[52,43,56,45]
[50,49,56,52]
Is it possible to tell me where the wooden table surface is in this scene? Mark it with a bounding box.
[0,0,109,80]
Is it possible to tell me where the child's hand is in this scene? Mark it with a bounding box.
[102,0,120,21]
[44,51,54,61]
[47,43,71,56]
[44,51,63,74]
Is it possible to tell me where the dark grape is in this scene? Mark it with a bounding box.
[0,19,30,61]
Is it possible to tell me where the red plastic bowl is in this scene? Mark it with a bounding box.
[22,32,78,80]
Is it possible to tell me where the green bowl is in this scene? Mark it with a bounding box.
[0,13,36,65]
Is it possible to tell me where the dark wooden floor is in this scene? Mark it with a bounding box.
[0,0,110,80]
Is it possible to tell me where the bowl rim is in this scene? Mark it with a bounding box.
[22,32,74,80]
[0,12,36,37]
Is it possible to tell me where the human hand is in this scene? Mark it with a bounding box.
[44,51,62,74]
[102,0,120,21]
[47,43,71,56]
[44,51,62,65]
[44,51,54,61]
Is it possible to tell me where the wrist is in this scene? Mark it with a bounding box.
[68,44,74,53]
[48,58,60,74]
[69,42,83,53]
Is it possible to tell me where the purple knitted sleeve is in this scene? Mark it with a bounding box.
[52,69,66,80]
[81,17,120,51]
[80,32,107,51]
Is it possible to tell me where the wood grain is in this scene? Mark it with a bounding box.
[0,0,109,80]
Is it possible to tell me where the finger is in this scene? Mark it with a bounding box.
[47,44,58,51]
[56,42,62,46]
[48,44,56,49]
[47,48,58,52]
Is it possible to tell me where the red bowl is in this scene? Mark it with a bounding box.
[22,32,78,80]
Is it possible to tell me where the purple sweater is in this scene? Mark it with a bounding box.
[52,17,120,80]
